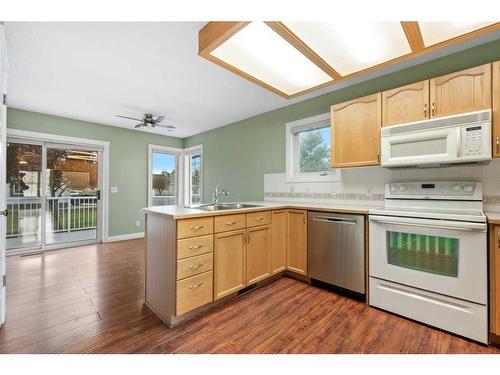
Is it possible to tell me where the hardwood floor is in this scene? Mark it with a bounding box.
[1,238,499,354]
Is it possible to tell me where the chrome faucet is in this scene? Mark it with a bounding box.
[212,184,230,205]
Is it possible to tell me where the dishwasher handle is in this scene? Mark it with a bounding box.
[312,215,358,225]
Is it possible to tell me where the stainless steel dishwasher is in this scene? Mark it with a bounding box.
[308,211,365,295]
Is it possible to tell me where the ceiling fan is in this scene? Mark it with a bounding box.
[115,113,176,131]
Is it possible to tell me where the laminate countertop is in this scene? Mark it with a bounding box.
[142,201,382,220]
[485,211,500,225]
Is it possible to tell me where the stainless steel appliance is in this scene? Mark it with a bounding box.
[369,181,488,343]
[308,212,365,294]
[381,110,491,168]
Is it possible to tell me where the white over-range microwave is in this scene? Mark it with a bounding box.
[381,110,492,168]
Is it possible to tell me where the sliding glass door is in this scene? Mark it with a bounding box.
[5,139,102,253]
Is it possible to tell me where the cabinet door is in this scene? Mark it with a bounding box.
[246,225,272,284]
[491,225,500,336]
[214,229,246,299]
[430,63,491,118]
[382,80,429,126]
[331,93,382,168]
[493,61,500,158]
[271,210,287,274]
[287,210,307,275]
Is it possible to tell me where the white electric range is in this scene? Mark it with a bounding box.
[368,181,488,343]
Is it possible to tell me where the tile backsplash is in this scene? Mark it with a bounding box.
[264,159,500,212]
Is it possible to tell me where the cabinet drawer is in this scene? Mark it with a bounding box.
[214,213,246,233]
[177,235,213,260]
[246,211,271,228]
[177,217,214,239]
[177,253,213,280]
[176,271,213,316]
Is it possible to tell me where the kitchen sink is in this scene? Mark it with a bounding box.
[187,203,262,211]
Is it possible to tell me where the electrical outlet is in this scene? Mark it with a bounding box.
[366,186,373,197]
[135,220,141,227]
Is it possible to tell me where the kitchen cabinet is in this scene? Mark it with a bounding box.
[271,210,287,274]
[382,80,429,126]
[287,209,307,275]
[246,225,272,284]
[214,229,247,299]
[430,63,491,118]
[491,224,500,342]
[493,61,500,158]
[331,93,382,168]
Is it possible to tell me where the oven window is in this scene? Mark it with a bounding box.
[386,231,459,277]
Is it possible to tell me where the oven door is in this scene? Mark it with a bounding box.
[381,127,461,167]
[369,215,487,304]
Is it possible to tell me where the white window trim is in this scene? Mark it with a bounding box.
[148,144,184,207]
[183,144,203,206]
[285,113,341,183]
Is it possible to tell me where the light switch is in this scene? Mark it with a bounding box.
[110,187,118,193]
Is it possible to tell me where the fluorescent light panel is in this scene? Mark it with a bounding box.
[418,22,496,46]
[283,22,412,76]
[210,22,333,96]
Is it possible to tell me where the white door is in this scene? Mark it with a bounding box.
[0,24,8,326]
[369,215,487,304]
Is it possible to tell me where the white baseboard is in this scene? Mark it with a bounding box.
[106,232,144,243]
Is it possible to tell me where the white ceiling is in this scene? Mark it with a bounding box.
[5,22,500,138]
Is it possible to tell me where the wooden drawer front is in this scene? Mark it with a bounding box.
[246,211,271,228]
[176,271,213,316]
[177,235,213,260]
[177,253,213,280]
[177,217,214,239]
[214,213,246,233]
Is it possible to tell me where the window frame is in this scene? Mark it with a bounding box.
[148,144,183,207]
[183,145,203,206]
[285,113,341,182]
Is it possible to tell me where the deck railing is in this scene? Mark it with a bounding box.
[6,196,98,238]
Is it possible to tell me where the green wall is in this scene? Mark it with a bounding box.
[7,108,183,237]
[185,39,500,201]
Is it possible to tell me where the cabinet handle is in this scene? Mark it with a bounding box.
[497,229,500,248]
[247,233,251,244]
[190,225,204,230]
[225,221,236,226]
[188,283,203,289]
[424,103,427,117]
[254,217,264,221]
[188,264,203,269]
[496,136,499,154]
[377,149,380,162]
[431,102,435,117]
[188,245,203,250]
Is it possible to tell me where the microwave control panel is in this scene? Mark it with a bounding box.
[462,124,490,158]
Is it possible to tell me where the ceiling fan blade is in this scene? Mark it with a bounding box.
[155,115,166,123]
[134,123,143,128]
[116,114,143,121]
[155,124,176,129]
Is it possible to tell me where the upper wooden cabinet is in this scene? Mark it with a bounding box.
[331,93,382,168]
[246,225,272,285]
[430,63,491,118]
[287,209,307,275]
[214,229,246,300]
[493,61,500,158]
[271,210,287,275]
[382,80,429,127]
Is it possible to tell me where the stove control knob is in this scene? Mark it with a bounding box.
[390,185,398,192]
[463,184,474,193]
[451,184,462,192]
[398,184,407,192]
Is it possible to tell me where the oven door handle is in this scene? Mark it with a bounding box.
[369,215,486,232]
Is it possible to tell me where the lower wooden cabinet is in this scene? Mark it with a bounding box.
[287,209,308,275]
[176,271,213,316]
[491,224,500,339]
[246,225,272,284]
[271,210,287,274]
[214,229,246,299]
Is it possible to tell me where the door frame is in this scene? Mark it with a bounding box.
[7,129,110,248]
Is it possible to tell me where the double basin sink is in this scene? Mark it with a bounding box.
[186,203,262,211]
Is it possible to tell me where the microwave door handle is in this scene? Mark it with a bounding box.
[456,128,462,158]
[369,215,486,232]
